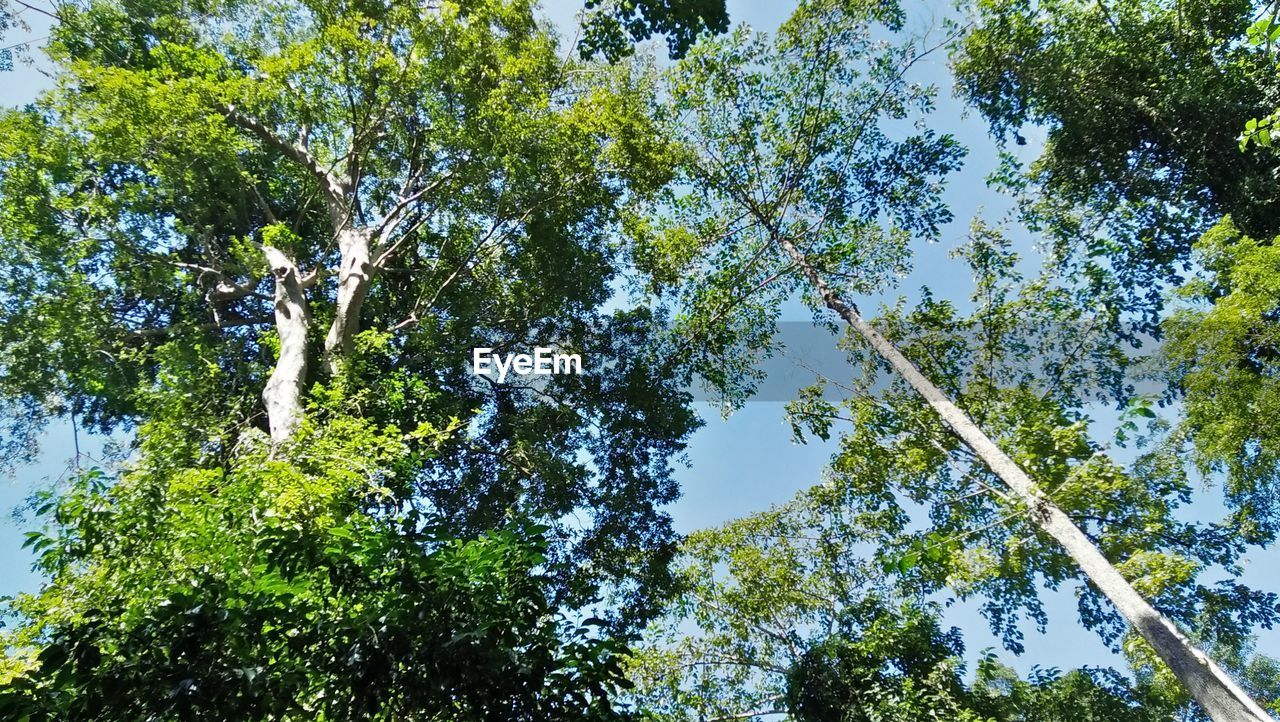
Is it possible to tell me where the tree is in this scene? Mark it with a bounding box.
[629,488,1195,722]
[0,416,636,721]
[640,0,1276,718]
[0,0,704,715]
[781,227,1280,716]
[955,0,1280,682]
[0,0,698,621]
[952,0,1280,324]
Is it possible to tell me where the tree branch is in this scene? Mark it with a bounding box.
[206,277,261,303]
[705,701,787,722]
[124,315,270,340]
[372,164,464,264]
[221,104,349,228]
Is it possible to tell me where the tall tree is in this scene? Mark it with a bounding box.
[0,0,699,621]
[955,0,1280,679]
[954,0,1280,564]
[0,0,702,715]
[781,227,1280,716]
[640,0,1276,718]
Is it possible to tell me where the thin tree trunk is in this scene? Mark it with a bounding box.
[262,246,309,445]
[323,226,374,375]
[772,232,1275,722]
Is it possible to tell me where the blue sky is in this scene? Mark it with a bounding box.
[1,0,1275,683]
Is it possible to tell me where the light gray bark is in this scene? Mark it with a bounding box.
[772,232,1275,722]
[261,246,309,445]
[323,227,375,375]
[221,104,355,439]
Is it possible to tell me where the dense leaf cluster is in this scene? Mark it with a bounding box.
[0,0,699,621]
[0,418,636,721]
[578,0,730,61]
[954,0,1280,317]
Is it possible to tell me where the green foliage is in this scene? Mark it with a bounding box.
[629,490,1189,722]
[0,415,636,721]
[954,0,1280,327]
[785,601,986,722]
[578,0,730,62]
[1240,13,1280,149]
[638,0,964,406]
[970,660,1182,722]
[1164,218,1280,545]
[0,0,711,715]
[0,0,699,623]
[628,489,884,720]
[780,225,1279,670]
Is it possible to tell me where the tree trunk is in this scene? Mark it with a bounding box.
[262,246,309,445]
[772,232,1275,722]
[323,227,374,375]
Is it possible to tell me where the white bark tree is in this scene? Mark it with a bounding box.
[661,0,1279,716]
[769,225,1276,722]
[217,107,448,444]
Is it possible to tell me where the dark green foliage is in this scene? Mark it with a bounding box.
[0,419,637,721]
[954,0,1280,322]
[788,605,1186,722]
[786,600,975,722]
[578,0,730,61]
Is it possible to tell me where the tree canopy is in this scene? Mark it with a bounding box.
[0,0,702,717]
[629,487,1216,721]
[0,0,700,620]
[0,418,635,721]
[954,0,1280,292]
[2,0,1280,719]
[631,0,1280,717]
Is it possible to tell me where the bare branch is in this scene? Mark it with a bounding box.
[168,260,224,277]
[11,0,59,22]
[249,182,279,225]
